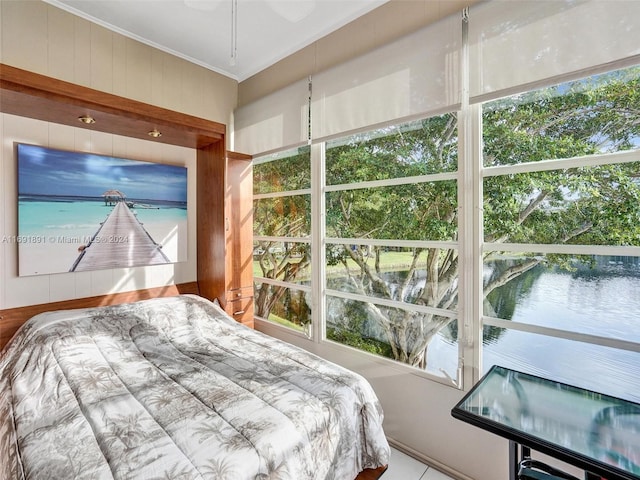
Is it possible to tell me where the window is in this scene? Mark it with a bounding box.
[481,65,640,399]
[249,40,640,397]
[253,147,312,334]
[323,115,460,382]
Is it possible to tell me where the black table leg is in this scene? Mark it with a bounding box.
[509,440,519,480]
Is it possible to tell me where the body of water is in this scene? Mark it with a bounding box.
[257,251,640,401]
[481,257,640,402]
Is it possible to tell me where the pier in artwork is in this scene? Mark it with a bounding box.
[71,202,169,272]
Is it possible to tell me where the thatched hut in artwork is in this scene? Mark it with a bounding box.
[102,189,126,206]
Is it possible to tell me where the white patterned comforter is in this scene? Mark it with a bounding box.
[0,295,389,480]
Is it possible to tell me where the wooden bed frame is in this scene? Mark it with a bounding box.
[357,465,388,479]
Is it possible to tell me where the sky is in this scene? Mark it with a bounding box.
[17,144,187,203]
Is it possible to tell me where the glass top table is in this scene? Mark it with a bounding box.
[451,365,640,480]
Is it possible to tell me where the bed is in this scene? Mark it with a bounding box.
[0,294,390,480]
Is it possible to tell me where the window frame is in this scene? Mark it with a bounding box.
[318,115,467,387]
[252,148,313,339]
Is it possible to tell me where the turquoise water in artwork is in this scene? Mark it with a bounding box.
[19,196,113,239]
[18,195,187,241]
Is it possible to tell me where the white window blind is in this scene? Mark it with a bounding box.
[469,0,640,103]
[234,77,309,156]
[310,14,461,142]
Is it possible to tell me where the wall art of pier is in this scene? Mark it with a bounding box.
[70,199,170,272]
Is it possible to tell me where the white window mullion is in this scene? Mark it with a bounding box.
[325,238,457,250]
[459,101,484,387]
[326,289,457,320]
[458,6,484,390]
[483,149,639,178]
[254,276,312,293]
[325,172,457,192]
[253,188,311,200]
[254,235,311,244]
[483,243,640,258]
[311,142,326,343]
[484,316,640,354]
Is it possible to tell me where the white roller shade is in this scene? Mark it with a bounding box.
[234,78,309,155]
[469,0,640,103]
[311,14,461,141]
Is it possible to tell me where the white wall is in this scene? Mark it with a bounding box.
[0,1,237,310]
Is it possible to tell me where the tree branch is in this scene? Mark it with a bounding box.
[484,257,541,298]
[520,190,549,223]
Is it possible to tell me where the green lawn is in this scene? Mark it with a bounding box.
[253,250,426,279]
[266,312,305,331]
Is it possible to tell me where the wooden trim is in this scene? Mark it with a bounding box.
[355,465,389,480]
[0,282,199,350]
[225,150,253,292]
[196,142,228,303]
[227,150,252,161]
[0,63,225,149]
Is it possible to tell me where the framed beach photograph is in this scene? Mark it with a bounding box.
[17,143,188,276]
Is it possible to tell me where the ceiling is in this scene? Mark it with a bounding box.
[44,0,389,82]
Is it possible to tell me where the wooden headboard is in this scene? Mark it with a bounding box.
[0,282,200,351]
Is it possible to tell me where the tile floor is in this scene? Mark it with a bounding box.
[384,447,456,480]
